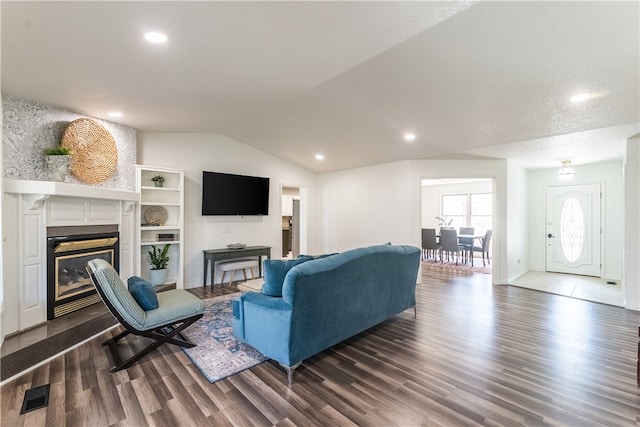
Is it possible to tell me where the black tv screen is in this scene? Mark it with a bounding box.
[202,171,270,216]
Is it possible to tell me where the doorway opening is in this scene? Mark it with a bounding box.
[281,186,303,259]
[420,178,494,271]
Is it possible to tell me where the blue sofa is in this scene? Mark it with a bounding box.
[232,244,421,383]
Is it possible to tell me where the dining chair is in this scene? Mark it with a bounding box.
[421,228,441,261]
[439,229,464,265]
[471,229,493,267]
[458,226,475,263]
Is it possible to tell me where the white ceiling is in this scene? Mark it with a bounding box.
[2,1,639,173]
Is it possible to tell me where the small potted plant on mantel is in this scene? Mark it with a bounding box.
[147,244,170,285]
[151,175,165,187]
[43,146,73,182]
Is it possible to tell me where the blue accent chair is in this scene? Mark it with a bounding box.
[87,258,204,372]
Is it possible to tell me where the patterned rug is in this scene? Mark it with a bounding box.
[422,259,492,274]
[181,293,267,383]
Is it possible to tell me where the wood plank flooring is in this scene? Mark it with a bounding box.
[2,271,639,426]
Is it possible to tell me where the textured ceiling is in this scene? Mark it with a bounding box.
[2,1,639,173]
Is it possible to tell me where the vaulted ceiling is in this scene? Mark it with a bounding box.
[2,1,639,173]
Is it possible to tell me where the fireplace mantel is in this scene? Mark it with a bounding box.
[4,179,139,207]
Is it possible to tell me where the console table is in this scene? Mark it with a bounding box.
[203,246,271,286]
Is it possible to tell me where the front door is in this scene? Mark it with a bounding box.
[545,184,601,276]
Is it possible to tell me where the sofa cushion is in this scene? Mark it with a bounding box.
[127,276,159,311]
[262,256,313,297]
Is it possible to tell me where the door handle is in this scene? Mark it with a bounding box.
[547,233,554,238]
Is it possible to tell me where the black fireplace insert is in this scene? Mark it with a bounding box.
[47,232,119,319]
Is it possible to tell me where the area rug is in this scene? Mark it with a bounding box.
[422,259,492,274]
[181,293,267,383]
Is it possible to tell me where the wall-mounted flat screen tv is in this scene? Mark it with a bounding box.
[202,171,270,216]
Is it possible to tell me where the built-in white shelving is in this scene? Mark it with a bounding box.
[135,165,184,288]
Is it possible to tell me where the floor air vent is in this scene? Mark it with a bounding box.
[20,384,50,414]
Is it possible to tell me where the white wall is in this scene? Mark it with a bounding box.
[319,159,512,285]
[137,132,320,288]
[421,180,493,229]
[623,137,640,310]
[527,162,623,282]
[506,161,529,281]
[319,161,414,252]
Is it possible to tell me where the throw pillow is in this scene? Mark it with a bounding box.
[127,276,159,311]
[261,256,313,297]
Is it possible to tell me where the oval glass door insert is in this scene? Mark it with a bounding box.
[560,196,584,262]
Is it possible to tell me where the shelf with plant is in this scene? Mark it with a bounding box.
[140,185,180,191]
[150,174,165,187]
[147,244,171,285]
[136,165,184,288]
[148,244,170,269]
[141,240,180,246]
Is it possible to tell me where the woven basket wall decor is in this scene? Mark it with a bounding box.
[61,118,118,184]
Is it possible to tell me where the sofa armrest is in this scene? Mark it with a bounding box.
[239,291,292,311]
[232,292,294,365]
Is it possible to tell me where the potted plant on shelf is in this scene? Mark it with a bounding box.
[151,175,165,187]
[147,244,170,285]
[43,146,73,182]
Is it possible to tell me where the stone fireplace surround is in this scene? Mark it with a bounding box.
[2,178,139,338]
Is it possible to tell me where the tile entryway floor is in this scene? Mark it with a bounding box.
[511,270,624,307]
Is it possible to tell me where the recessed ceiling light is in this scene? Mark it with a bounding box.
[108,112,123,118]
[315,154,324,161]
[404,133,416,142]
[570,93,592,103]
[144,32,168,44]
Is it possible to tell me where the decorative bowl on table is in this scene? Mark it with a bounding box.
[227,243,246,249]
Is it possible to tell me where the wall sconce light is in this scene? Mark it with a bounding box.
[557,160,576,180]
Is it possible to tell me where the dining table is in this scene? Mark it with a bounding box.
[458,234,484,242]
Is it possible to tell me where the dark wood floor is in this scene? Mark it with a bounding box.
[2,269,639,426]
